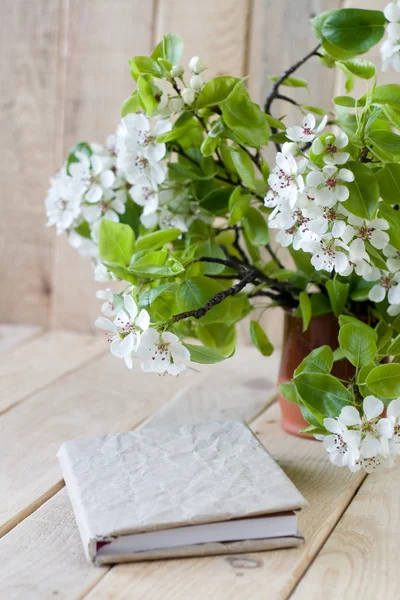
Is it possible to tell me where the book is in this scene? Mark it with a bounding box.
[58,420,306,565]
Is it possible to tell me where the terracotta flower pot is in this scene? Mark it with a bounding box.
[277,310,355,438]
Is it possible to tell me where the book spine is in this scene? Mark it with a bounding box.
[57,444,97,563]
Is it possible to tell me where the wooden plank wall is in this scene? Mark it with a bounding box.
[1,0,357,332]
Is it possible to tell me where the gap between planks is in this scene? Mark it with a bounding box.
[0,347,277,600]
[0,330,107,417]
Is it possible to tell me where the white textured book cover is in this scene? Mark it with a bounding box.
[58,420,305,564]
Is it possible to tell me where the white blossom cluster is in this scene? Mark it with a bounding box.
[95,293,190,375]
[381,1,400,72]
[319,396,400,472]
[45,139,126,258]
[265,114,400,314]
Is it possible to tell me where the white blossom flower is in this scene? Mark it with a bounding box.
[339,397,393,459]
[322,417,361,468]
[116,114,170,185]
[188,56,206,74]
[269,207,320,249]
[267,153,306,207]
[170,64,184,78]
[94,263,114,282]
[129,181,159,215]
[182,87,196,105]
[68,230,98,258]
[368,270,400,304]
[312,132,350,165]
[189,75,203,90]
[96,288,116,317]
[381,2,400,71]
[168,97,184,113]
[81,151,116,204]
[95,295,150,369]
[45,168,83,234]
[306,165,354,207]
[387,398,400,455]
[83,189,126,224]
[307,235,350,274]
[286,113,327,143]
[137,329,190,375]
[340,215,390,251]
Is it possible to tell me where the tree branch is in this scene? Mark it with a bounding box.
[265,243,285,269]
[264,43,321,115]
[172,269,259,323]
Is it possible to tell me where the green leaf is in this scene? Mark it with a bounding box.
[376,164,400,204]
[137,75,158,115]
[129,252,184,278]
[367,130,400,155]
[162,33,184,64]
[176,276,230,323]
[376,320,392,352]
[130,56,164,78]
[311,10,337,41]
[339,323,377,367]
[74,221,91,239]
[326,279,349,317]
[339,315,377,338]
[388,334,400,356]
[335,62,354,93]
[228,187,250,226]
[294,345,334,376]
[230,148,256,190]
[121,91,141,116]
[242,207,269,245]
[378,204,400,248]
[337,58,375,79]
[365,241,388,271]
[200,186,233,215]
[278,381,299,403]
[333,95,356,107]
[269,75,308,88]
[370,84,400,110]
[294,373,353,417]
[321,9,386,55]
[196,76,240,109]
[183,343,229,364]
[157,124,201,144]
[366,364,400,398]
[342,162,379,219]
[195,322,236,356]
[99,220,135,267]
[135,228,182,251]
[139,283,177,308]
[249,321,274,356]
[299,291,312,332]
[194,240,225,275]
[221,83,270,148]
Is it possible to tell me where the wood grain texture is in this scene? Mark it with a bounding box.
[292,467,400,599]
[0,330,105,414]
[84,412,365,600]
[0,324,42,354]
[156,0,251,79]
[0,345,272,599]
[0,0,61,325]
[0,343,187,538]
[51,0,155,330]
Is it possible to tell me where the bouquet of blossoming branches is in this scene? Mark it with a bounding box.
[46,4,400,473]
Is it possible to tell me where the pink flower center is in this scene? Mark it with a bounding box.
[357,226,373,240]
[152,342,170,362]
[380,275,393,289]
[325,176,337,190]
[326,143,338,155]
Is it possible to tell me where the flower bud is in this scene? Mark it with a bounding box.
[170,64,184,78]
[168,97,184,113]
[181,87,196,105]
[189,75,203,90]
[281,141,299,156]
[188,56,206,74]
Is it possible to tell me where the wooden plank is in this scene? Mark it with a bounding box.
[51,0,155,330]
[291,467,400,598]
[0,324,42,354]
[0,349,187,538]
[0,346,276,599]
[156,0,251,79]
[0,0,61,325]
[0,330,105,415]
[84,404,365,600]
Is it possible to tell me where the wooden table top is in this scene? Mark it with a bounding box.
[1,324,398,599]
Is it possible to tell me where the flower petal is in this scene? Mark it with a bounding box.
[339,405,361,427]
[363,395,384,420]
